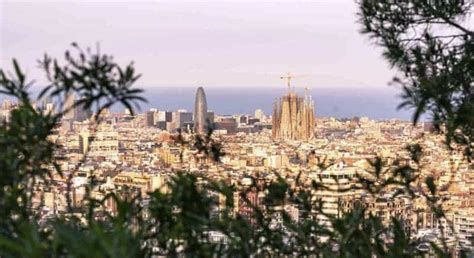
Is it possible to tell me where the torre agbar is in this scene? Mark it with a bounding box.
[194,87,208,134]
[272,90,315,141]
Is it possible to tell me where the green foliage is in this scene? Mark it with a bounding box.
[39,43,146,117]
[0,44,147,257]
[0,62,60,242]
[358,0,473,160]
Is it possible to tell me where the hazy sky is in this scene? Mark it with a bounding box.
[1,0,395,89]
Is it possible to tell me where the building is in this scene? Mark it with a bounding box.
[40,98,56,115]
[173,109,193,132]
[1,99,12,109]
[63,92,75,120]
[157,111,173,123]
[74,100,92,122]
[207,111,215,126]
[79,131,119,158]
[62,93,92,122]
[310,163,363,224]
[0,100,14,124]
[234,186,265,225]
[155,110,173,130]
[216,117,238,134]
[238,115,248,125]
[144,111,156,127]
[112,171,167,194]
[452,209,474,251]
[254,109,265,121]
[340,196,413,233]
[272,88,315,141]
[264,154,289,169]
[248,118,260,125]
[194,87,208,134]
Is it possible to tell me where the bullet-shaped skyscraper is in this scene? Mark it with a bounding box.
[194,87,208,134]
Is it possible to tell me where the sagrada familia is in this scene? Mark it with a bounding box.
[272,88,315,141]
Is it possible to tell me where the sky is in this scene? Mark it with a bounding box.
[0,0,395,89]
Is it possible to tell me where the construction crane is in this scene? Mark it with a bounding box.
[280,72,308,92]
[280,72,294,92]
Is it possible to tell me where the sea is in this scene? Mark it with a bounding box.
[138,86,414,120]
[1,86,416,121]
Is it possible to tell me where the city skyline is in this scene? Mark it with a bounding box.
[0,1,472,256]
[0,86,413,120]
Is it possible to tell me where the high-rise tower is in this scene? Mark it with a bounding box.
[194,87,208,134]
[63,92,75,120]
[63,93,91,122]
